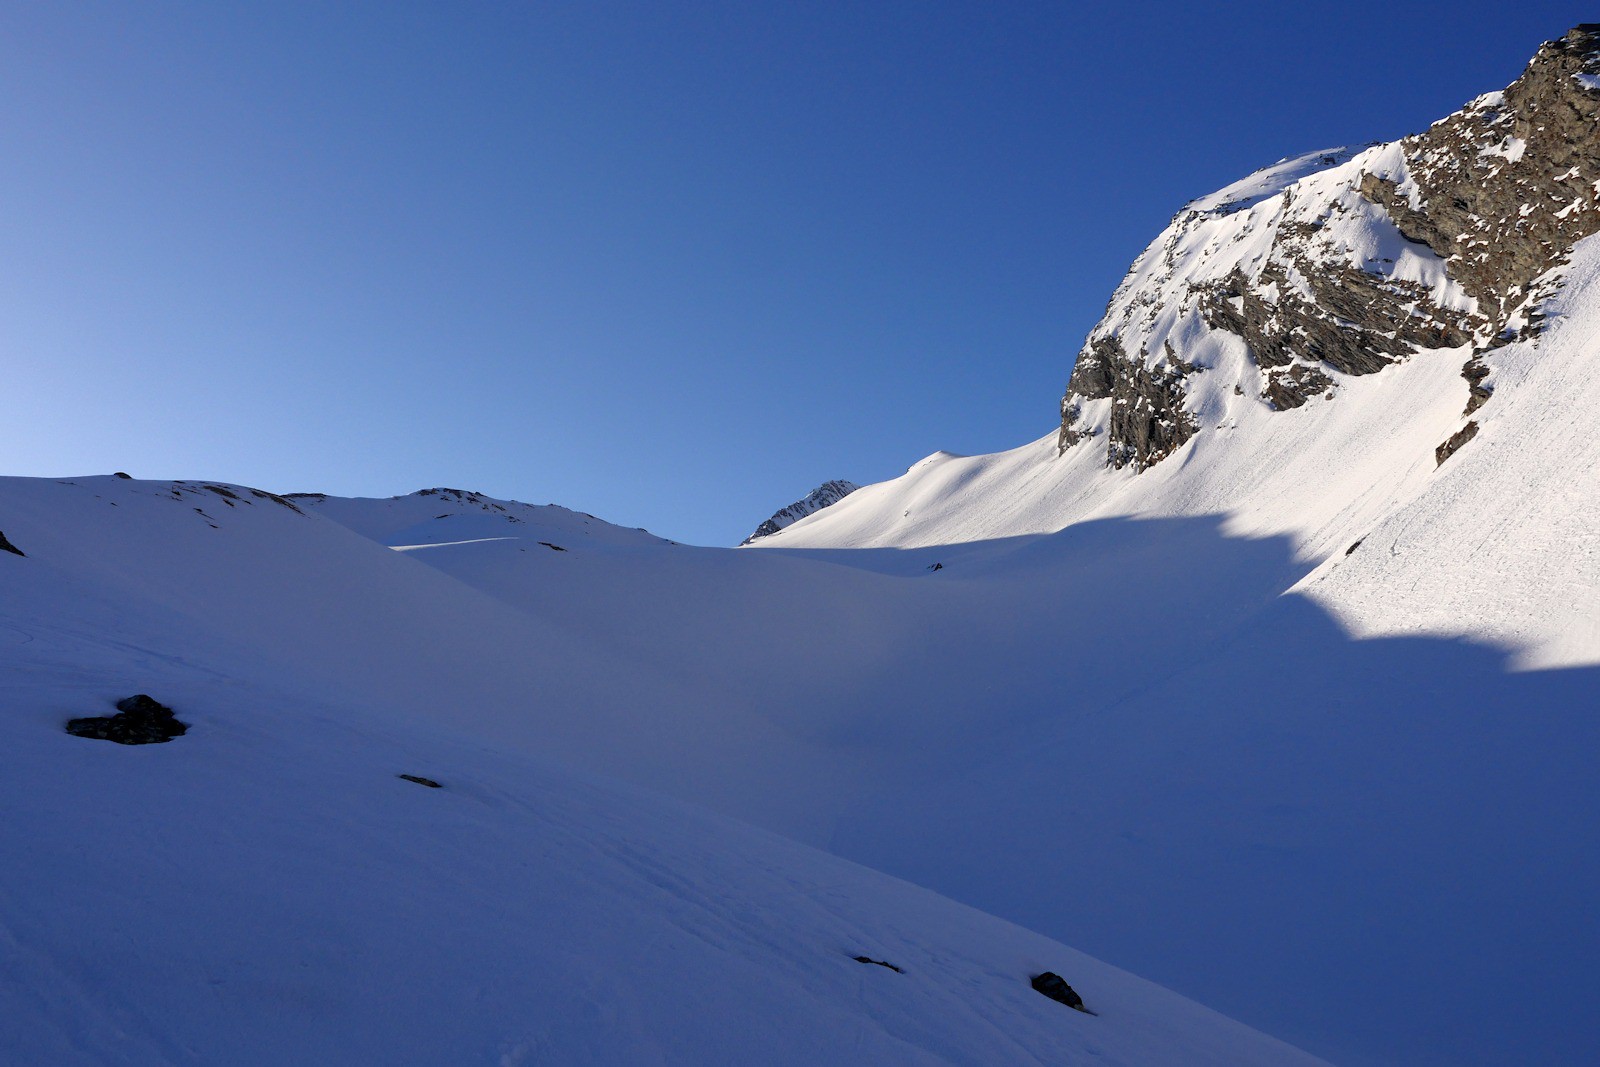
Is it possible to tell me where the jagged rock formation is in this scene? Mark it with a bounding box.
[741,480,859,545]
[1435,420,1480,466]
[1059,25,1600,471]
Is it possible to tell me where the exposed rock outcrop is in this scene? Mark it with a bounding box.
[1389,26,1600,328]
[1061,336,1197,468]
[1462,358,1494,415]
[1058,26,1600,471]
[1435,421,1480,466]
[0,529,23,557]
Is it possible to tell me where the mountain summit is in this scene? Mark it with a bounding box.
[1059,24,1600,471]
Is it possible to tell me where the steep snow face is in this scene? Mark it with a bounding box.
[0,538,1323,1067]
[1059,24,1600,472]
[1298,234,1600,668]
[741,479,860,545]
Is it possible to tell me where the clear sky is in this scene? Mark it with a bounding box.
[2,2,1589,544]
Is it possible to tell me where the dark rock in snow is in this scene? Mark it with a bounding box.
[1346,539,1364,556]
[927,562,943,571]
[66,694,189,745]
[113,471,132,479]
[1263,364,1336,411]
[398,774,442,788]
[1061,335,1197,469]
[851,955,904,973]
[1436,421,1480,466]
[1462,358,1493,415]
[0,529,24,557]
[537,542,567,552]
[1031,972,1093,1013]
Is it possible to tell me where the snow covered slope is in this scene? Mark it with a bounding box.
[0,481,1320,1067]
[6,472,1594,1065]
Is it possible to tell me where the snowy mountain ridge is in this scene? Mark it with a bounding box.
[761,25,1600,671]
[1059,24,1600,470]
[741,479,860,545]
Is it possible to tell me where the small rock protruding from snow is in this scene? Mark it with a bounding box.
[740,480,860,545]
[1032,971,1092,1013]
[0,529,24,557]
[851,955,904,973]
[65,695,189,745]
[397,774,443,788]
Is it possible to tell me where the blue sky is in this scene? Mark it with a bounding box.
[1,2,1588,544]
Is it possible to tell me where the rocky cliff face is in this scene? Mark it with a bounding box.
[741,480,859,545]
[1060,25,1600,471]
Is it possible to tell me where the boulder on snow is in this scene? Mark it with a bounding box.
[0,529,23,557]
[66,694,189,745]
[1031,972,1093,1013]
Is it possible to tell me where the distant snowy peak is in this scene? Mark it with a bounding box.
[1061,24,1600,472]
[740,480,859,545]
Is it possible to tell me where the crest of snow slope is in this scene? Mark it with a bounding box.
[0,539,1322,1066]
[291,485,673,550]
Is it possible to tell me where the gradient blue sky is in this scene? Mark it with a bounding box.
[2,2,1588,544]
